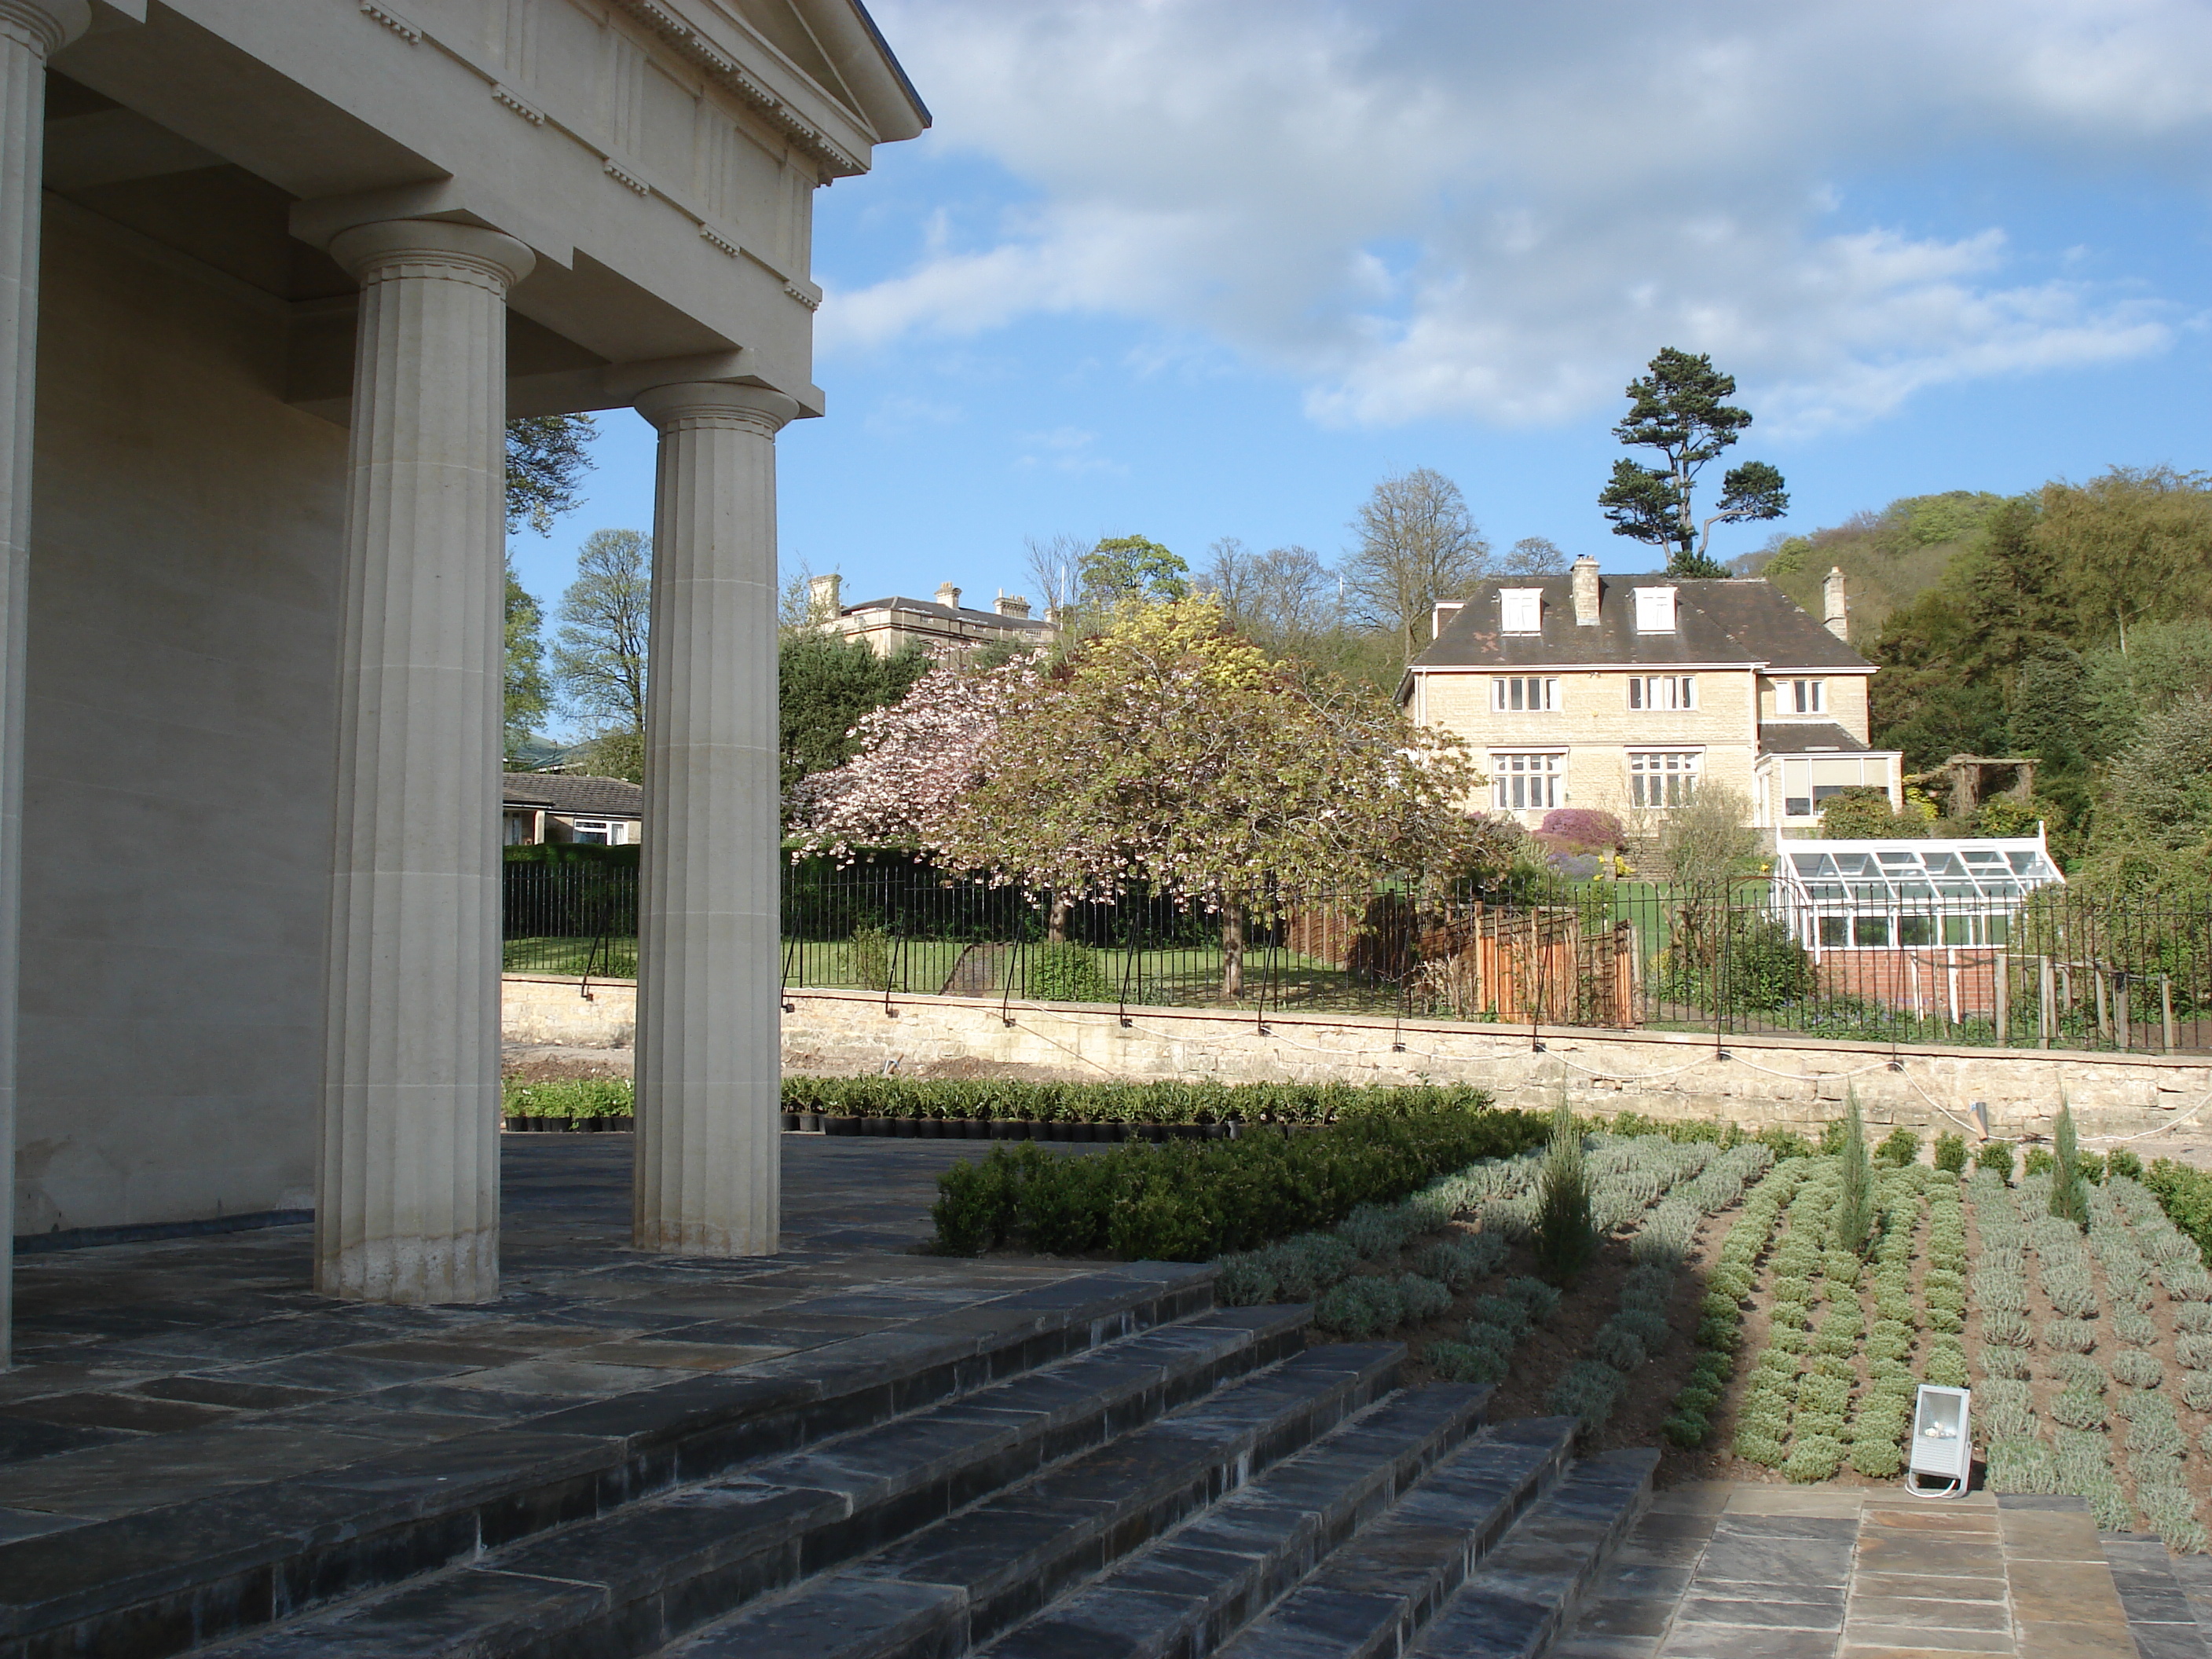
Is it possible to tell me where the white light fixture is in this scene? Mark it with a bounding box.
[1908,1384,1972,1497]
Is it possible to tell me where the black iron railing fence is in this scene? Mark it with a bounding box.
[502,859,2212,1055]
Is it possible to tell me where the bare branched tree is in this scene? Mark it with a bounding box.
[1500,536,1568,576]
[1343,467,1489,660]
[1199,539,1340,657]
[1023,533,1086,621]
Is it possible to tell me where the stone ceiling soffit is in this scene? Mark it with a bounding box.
[54,6,441,202]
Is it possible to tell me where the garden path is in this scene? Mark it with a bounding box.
[1559,1482,2178,1659]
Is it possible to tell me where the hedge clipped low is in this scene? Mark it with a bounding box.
[930,1103,1548,1260]
[786,1074,1497,1128]
[504,1077,633,1119]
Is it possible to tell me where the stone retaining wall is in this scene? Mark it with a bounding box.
[502,976,2212,1146]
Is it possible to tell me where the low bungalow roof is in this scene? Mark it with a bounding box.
[500,772,643,819]
[1758,722,1874,755]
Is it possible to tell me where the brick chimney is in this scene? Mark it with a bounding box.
[994,592,1032,619]
[1823,566,1848,640]
[1571,555,1601,627]
[808,572,841,621]
[936,581,962,611]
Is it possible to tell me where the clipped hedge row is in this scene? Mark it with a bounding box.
[930,1104,1548,1262]
[504,1077,634,1119]
[2145,1159,2212,1269]
[785,1075,1495,1127]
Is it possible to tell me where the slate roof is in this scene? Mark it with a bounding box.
[1757,722,1873,755]
[1409,576,1871,674]
[501,772,644,819]
[840,596,1053,634]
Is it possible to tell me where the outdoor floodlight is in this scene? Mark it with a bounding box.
[1908,1384,1972,1497]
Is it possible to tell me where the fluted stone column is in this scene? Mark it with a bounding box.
[0,0,90,1364]
[632,382,797,1256]
[318,219,534,1303]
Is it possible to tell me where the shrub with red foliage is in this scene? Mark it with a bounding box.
[1535,808,1624,854]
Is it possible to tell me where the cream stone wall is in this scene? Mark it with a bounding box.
[1757,671,1873,739]
[13,210,343,1236]
[500,977,2212,1147]
[1418,665,1761,820]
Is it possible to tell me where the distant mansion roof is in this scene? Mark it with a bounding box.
[809,573,1054,660]
[1411,573,1873,674]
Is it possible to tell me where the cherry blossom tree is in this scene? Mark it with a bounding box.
[943,597,1509,994]
[784,653,1038,859]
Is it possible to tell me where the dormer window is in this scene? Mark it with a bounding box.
[1500,588,1543,634]
[1635,585,1677,633]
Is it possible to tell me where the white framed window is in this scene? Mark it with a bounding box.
[1628,675,1696,711]
[1634,585,1677,632]
[1500,588,1544,633]
[570,819,621,845]
[1790,679,1826,714]
[1629,750,1701,808]
[1492,676,1558,712]
[1491,752,1564,811]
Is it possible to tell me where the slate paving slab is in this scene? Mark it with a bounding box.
[0,1133,1161,1656]
[1559,1485,2162,1659]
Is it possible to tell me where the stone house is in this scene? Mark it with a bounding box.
[1399,556,1903,838]
[0,0,925,1353]
[806,571,1056,661]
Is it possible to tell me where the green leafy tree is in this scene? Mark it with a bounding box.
[503,555,551,764]
[501,416,595,760]
[1835,1094,1873,1255]
[1533,1097,1595,1281]
[551,529,651,782]
[778,632,933,796]
[940,596,1511,996]
[1344,467,1489,661]
[504,416,597,535]
[1078,536,1189,613]
[2051,1098,2086,1226]
[1598,347,1787,578]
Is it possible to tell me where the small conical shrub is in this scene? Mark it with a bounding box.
[1533,1097,1595,1280]
[1834,1092,1873,1257]
[2051,1096,2086,1226]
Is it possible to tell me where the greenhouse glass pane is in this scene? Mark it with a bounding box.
[1836,854,1874,875]
[1900,915,1936,947]
[1925,853,1964,875]
[1855,917,1891,946]
[1943,914,1975,945]
[1987,914,2010,944]
[1819,916,1849,947]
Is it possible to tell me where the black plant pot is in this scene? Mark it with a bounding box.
[827,1115,862,1136]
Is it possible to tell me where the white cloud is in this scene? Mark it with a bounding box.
[1014,426,1124,475]
[826,0,2207,433]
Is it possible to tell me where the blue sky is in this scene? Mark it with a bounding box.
[510,0,2211,642]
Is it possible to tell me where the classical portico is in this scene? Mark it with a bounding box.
[0,0,924,1353]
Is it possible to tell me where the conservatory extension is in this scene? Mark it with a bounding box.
[1771,836,2066,1022]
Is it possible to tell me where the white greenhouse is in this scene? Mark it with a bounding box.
[1772,836,2066,954]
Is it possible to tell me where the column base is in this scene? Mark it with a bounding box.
[632,1219,778,1258]
[314,1229,500,1305]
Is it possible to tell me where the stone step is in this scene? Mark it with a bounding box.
[987,1402,1569,1659]
[0,1264,1214,1659]
[657,1342,1408,1659]
[2104,1533,2212,1659]
[188,1302,1311,1659]
[1404,1447,1659,1659]
[1203,1415,1584,1659]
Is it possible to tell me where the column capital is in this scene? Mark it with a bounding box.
[0,0,88,54]
[634,380,800,438]
[328,218,536,296]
